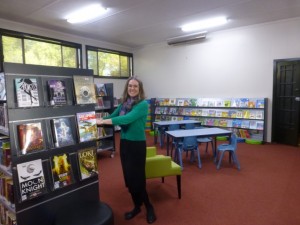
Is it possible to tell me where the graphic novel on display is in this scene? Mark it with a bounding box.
[95,83,107,96]
[77,148,98,180]
[76,111,98,142]
[48,79,67,106]
[0,73,6,100]
[17,122,44,155]
[14,78,39,107]
[51,117,75,147]
[50,153,74,190]
[16,159,47,202]
[73,75,96,104]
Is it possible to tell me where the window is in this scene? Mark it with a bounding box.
[86,46,133,78]
[0,29,81,68]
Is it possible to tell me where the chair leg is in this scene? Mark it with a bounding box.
[217,151,226,169]
[176,175,181,199]
[205,142,208,153]
[196,147,202,169]
[161,177,165,183]
[232,152,241,170]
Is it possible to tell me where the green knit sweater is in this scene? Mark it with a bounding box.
[105,100,148,141]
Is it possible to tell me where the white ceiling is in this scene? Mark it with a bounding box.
[0,0,300,48]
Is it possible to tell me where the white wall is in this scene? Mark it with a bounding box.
[0,18,130,98]
[134,17,300,142]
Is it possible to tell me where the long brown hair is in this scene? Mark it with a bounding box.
[121,76,146,103]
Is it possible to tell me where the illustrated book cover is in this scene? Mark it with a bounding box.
[50,153,74,190]
[0,73,6,100]
[14,78,40,107]
[77,148,98,180]
[17,122,44,155]
[16,159,47,202]
[95,83,107,96]
[76,111,98,142]
[73,75,96,104]
[47,79,67,106]
[51,117,76,147]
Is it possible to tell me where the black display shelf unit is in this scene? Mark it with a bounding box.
[2,63,102,225]
[94,79,115,157]
[151,97,267,142]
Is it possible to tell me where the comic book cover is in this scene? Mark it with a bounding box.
[51,117,76,147]
[50,153,74,190]
[76,111,98,142]
[15,78,39,107]
[73,75,96,104]
[47,79,67,106]
[77,148,98,180]
[17,159,47,202]
[17,122,44,155]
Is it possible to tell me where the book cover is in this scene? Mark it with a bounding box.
[51,117,76,147]
[14,78,39,107]
[95,83,107,96]
[50,153,74,190]
[47,79,67,106]
[73,75,96,104]
[17,122,44,155]
[76,111,98,142]
[16,159,47,202]
[77,148,98,180]
[0,73,6,101]
[256,99,265,108]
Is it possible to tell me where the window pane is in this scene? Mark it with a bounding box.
[87,50,98,75]
[24,39,62,66]
[2,36,23,63]
[98,52,120,77]
[120,56,129,77]
[63,46,77,68]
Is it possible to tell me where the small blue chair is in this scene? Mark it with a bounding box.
[168,124,180,157]
[216,133,240,170]
[174,136,201,169]
[184,123,195,129]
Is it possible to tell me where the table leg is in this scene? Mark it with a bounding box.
[166,134,170,156]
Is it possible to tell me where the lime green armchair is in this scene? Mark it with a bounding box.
[146,146,182,199]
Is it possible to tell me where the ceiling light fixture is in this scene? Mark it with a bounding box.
[181,17,228,32]
[66,4,107,24]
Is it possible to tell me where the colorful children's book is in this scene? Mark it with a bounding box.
[77,148,98,180]
[47,79,67,106]
[15,78,39,107]
[73,75,96,104]
[95,83,107,96]
[17,159,47,202]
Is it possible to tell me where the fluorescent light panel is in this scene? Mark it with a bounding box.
[181,17,228,32]
[66,4,107,24]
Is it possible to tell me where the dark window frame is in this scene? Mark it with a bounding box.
[86,45,133,79]
[0,28,82,70]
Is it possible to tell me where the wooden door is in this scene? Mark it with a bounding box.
[273,60,300,146]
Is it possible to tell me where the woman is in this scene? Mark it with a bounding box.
[99,77,156,224]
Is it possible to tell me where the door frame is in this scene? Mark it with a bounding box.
[272,57,300,145]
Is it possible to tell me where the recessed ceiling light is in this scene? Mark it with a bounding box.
[66,4,107,24]
[181,17,228,32]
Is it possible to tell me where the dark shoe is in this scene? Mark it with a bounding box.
[124,208,141,220]
[146,207,157,224]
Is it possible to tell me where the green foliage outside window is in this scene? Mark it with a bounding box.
[1,30,80,68]
[87,47,132,78]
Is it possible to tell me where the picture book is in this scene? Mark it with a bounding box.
[51,117,76,147]
[73,75,96,104]
[14,78,39,107]
[17,122,44,155]
[76,111,98,142]
[50,153,74,190]
[256,99,265,108]
[17,159,47,202]
[77,148,98,180]
[0,73,6,100]
[47,79,67,106]
[95,83,107,96]
[256,111,264,119]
